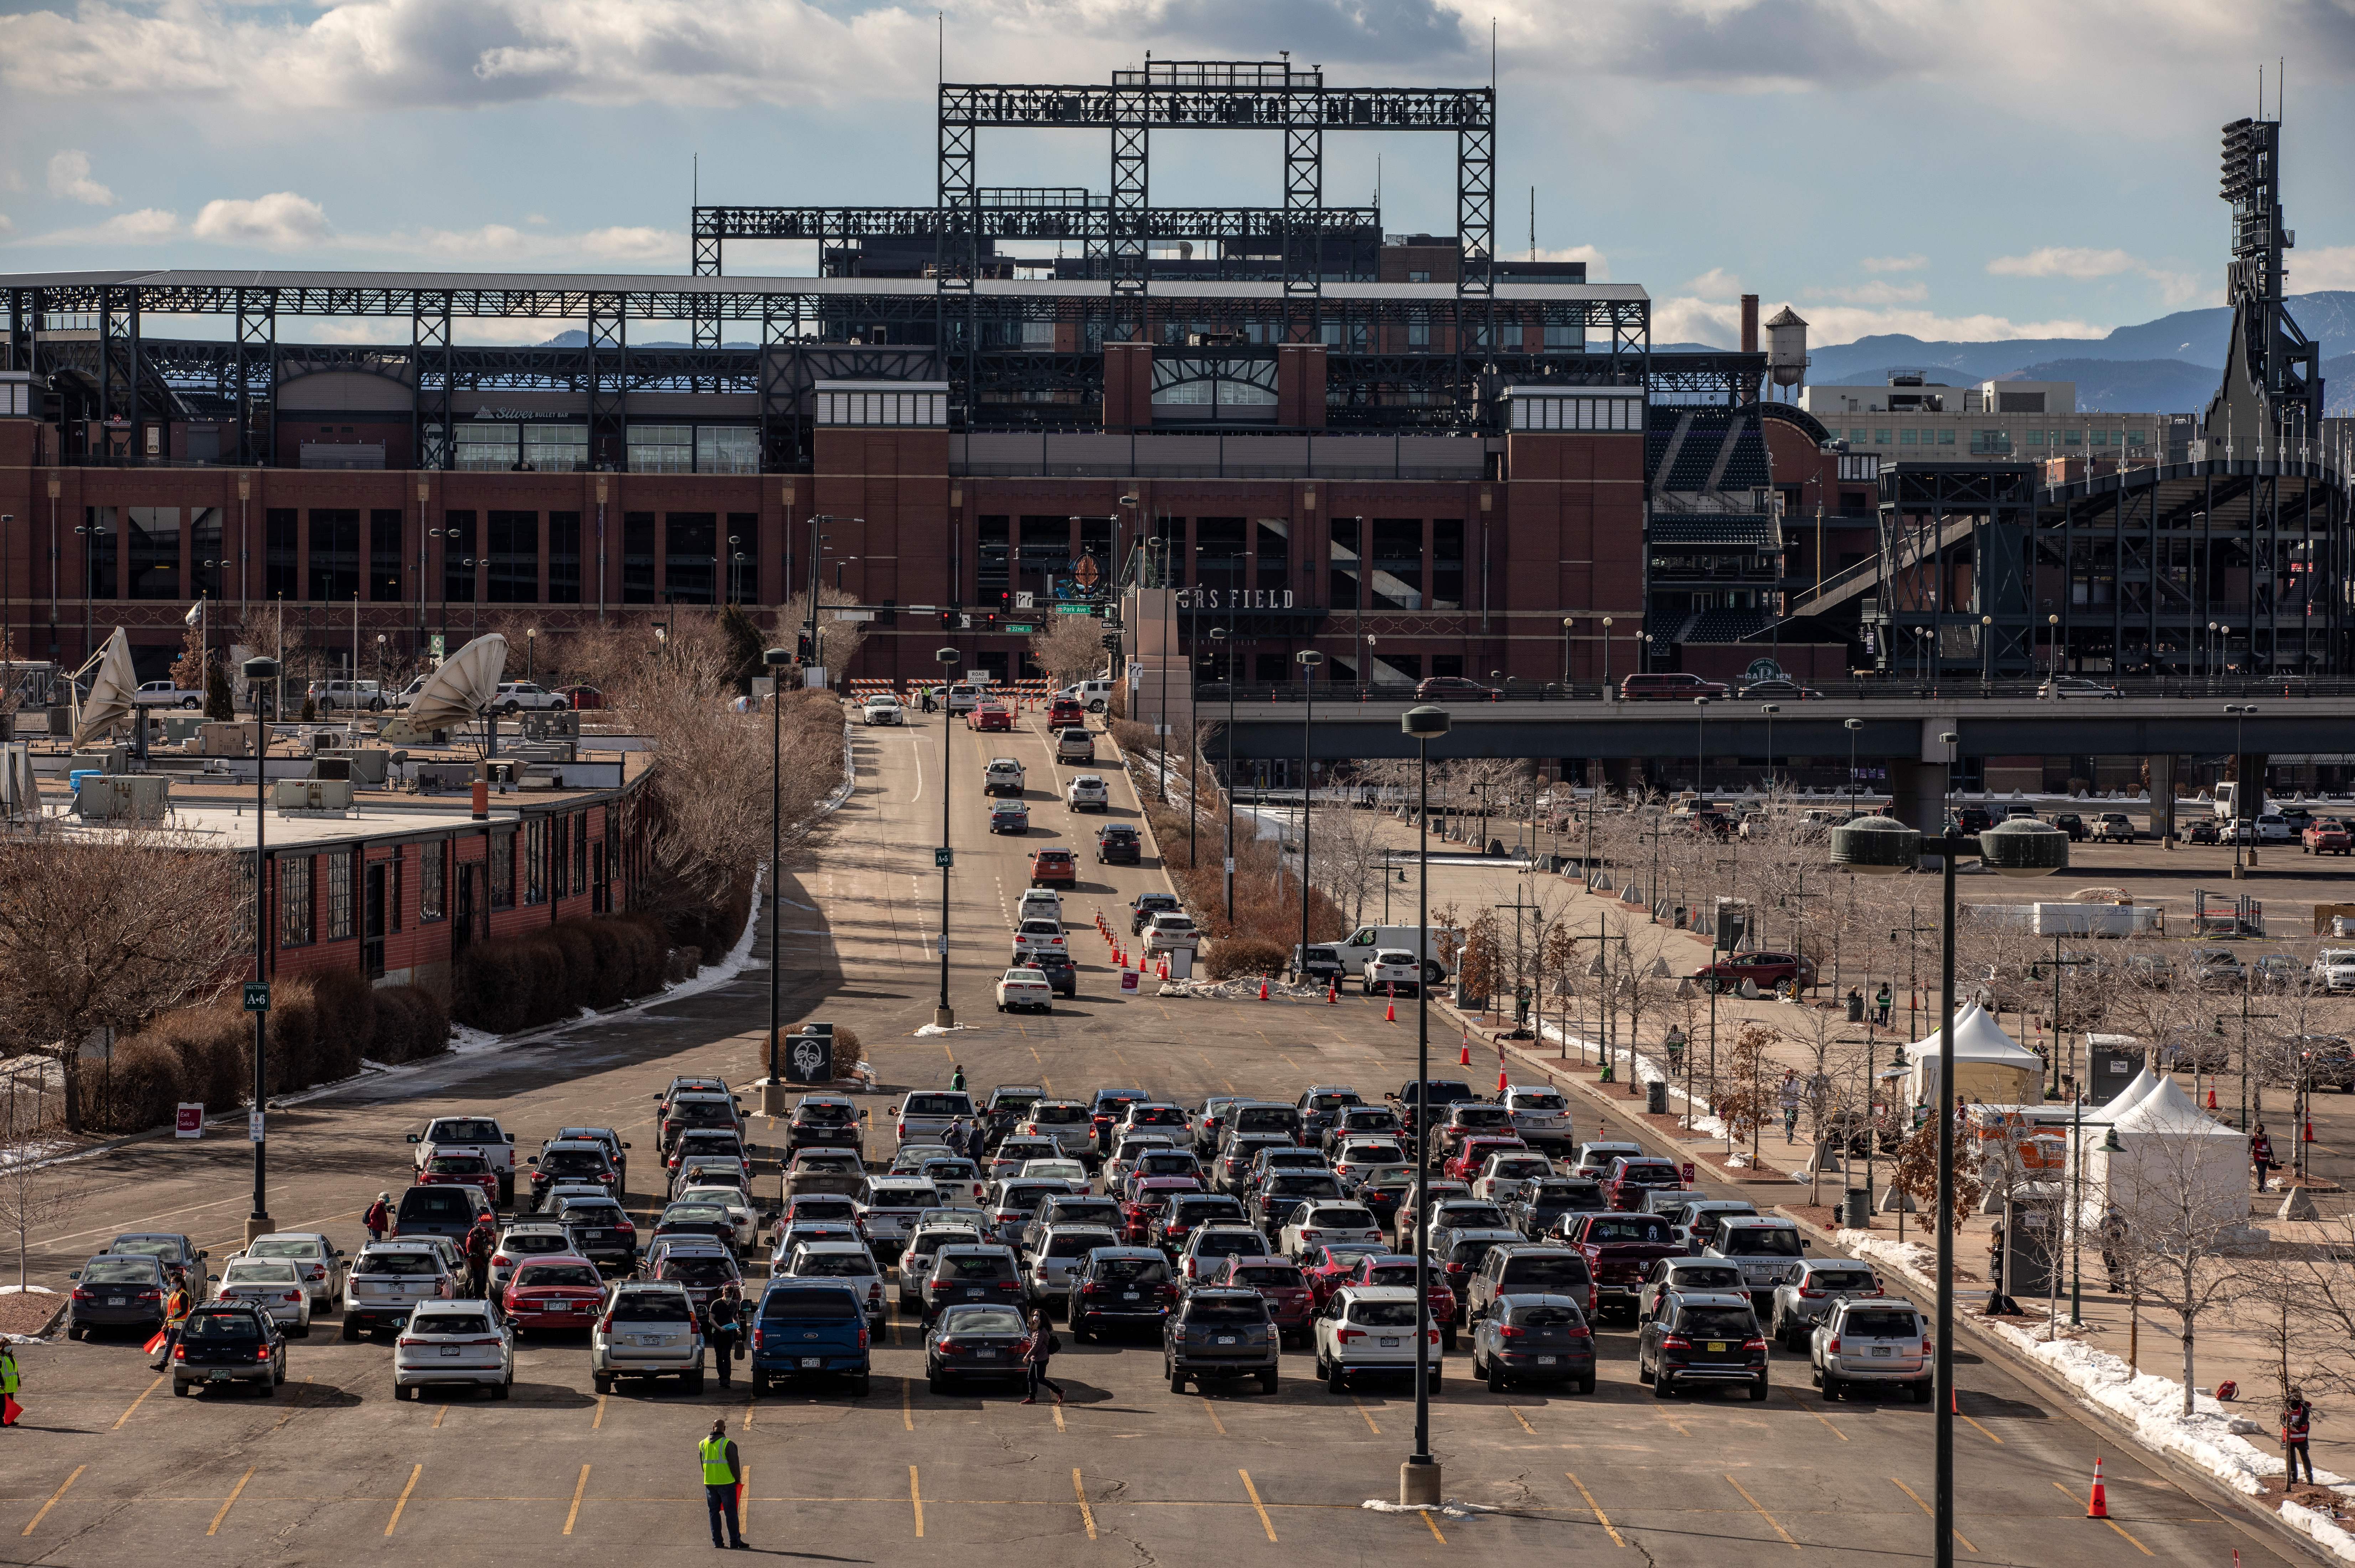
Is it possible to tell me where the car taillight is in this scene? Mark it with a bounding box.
[72,1288,92,1302]
[616,1221,636,1235]
[1800,1288,1824,1299]
[1920,1337,1932,1356]
[1824,1337,1840,1354]
[1338,1328,1364,1344]
[1744,1338,1767,1351]
[1498,1324,1526,1339]
[139,1288,163,1301]
[172,1344,187,1360]
[258,1344,274,1361]
[1661,1335,1691,1351]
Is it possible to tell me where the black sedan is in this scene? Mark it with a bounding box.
[924,1303,1032,1393]
[66,1253,170,1339]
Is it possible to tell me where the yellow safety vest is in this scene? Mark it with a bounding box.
[0,1349,19,1394]
[699,1436,735,1486]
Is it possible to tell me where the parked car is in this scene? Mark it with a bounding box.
[1690,950,1816,997]
[1313,1285,1442,1391]
[1065,1247,1179,1339]
[1809,1297,1932,1401]
[65,1253,172,1339]
[2051,811,2088,841]
[493,682,568,714]
[238,1231,345,1310]
[1291,945,1346,988]
[392,1300,514,1399]
[170,1302,286,1398]
[2092,812,2138,843]
[499,1257,607,1336]
[924,1301,1031,1392]
[2186,818,2222,845]
[1618,673,1728,702]
[591,1281,705,1393]
[1470,1293,1597,1393]
[1636,1256,1748,1325]
[560,684,604,710]
[1361,948,1424,996]
[2304,819,2354,855]
[1637,1290,1768,1400]
[1164,1285,1282,1394]
[134,679,206,710]
[1702,1216,1812,1300]
[2257,812,2296,843]
[752,1279,871,1394]
[1768,1256,1884,1350]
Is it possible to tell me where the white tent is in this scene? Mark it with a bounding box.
[1903,1002,2046,1107]
[2088,1062,2163,1122]
[2076,1075,2247,1235]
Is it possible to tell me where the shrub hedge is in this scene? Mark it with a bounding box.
[449,912,670,1034]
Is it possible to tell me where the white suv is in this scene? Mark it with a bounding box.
[1361,949,1422,995]
[1143,912,1200,954]
[494,682,568,714]
[393,1300,514,1400]
[1013,917,1067,961]
[983,759,1027,796]
[591,1281,705,1393]
[1314,1285,1441,1392]
[1066,775,1110,811]
[305,679,384,713]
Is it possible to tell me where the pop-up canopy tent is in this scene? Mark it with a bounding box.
[2076,1075,2247,1233]
[1903,1002,2046,1107]
[2087,1063,2163,1123]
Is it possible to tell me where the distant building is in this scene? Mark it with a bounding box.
[1798,374,2163,462]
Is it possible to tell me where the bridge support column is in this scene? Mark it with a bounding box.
[2149,754,2178,849]
[2234,752,2267,875]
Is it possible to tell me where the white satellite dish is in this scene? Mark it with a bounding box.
[72,627,140,745]
[404,634,508,732]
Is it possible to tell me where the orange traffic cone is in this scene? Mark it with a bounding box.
[2086,1458,2109,1519]
[1257,976,1269,1001]
[1497,1063,1509,1093]
[1326,982,1339,1004]
[1384,995,1397,1024]
[1458,1038,1471,1067]
[2305,1116,2317,1144]
[2206,1086,2218,1111]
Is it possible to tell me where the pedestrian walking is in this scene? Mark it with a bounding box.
[1778,1070,1803,1143]
[1874,982,1893,1027]
[1020,1308,1064,1406]
[2284,1389,2318,1487]
[1,1340,21,1428]
[2098,1207,2130,1293]
[946,1118,969,1161]
[463,1212,495,1299]
[150,1270,192,1371]
[707,1285,744,1391]
[362,1191,391,1243]
[950,1063,967,1093]
[699,1417,749,1549]
[2252,1124,2278,1192]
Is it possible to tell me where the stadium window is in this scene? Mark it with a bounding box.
[1899,429,1918,445]
[1939,429,1956,445]
[1874,429,1890,445]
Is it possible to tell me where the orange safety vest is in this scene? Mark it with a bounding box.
[2286,1404,2312,1442]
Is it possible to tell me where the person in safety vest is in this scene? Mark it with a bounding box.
[150,1271,194,1371]
[700,1417,747,1549]
[2284,1388,2318,1488]
[0,1340,22,1427]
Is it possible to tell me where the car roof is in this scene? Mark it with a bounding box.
[763,1277,861,1297]
[1084,1246,1169,1260]
[1456,1228,1536,1244]
[937,1243,1018,1257]
[1799,1256,1869,1271]
[1337,1284,1418,1301]
[790,1241,875,1258]
[1717,1215,1797,1229]
[1667,1292,1757,1310]
[1492,1292,1586,1307]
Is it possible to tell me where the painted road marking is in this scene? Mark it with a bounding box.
[1725,1474,1798,1549]
[22,1466,83,1536]
[1891,1476,1976,1554]
[564,1464,590,1536]
[1957,1404,2004,1444]
[1508,1405,1538,1436]
[385,1464,422,1536]
[207,1467,254,1537]
[1421,1509,1447,1543]
[1239,1469,1278,1542]
[2054,1482,2152,1556]
[431,1402,449,1429]
[1200,1395,1228,1436]
[1787,1391,1847,1440]
[909,1465,924,1538]
[1350,1397,1382,1434]
[592,1393,607,1429]
[112,1375,164,1429]
[1564,1472,1625,1548]
[1073,1469,1096,1540]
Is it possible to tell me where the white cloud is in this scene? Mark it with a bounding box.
[578,225,679,262]
[1533,244,1607,279]
[1661,294,2105,348]
[1680,266,1743,299]
[1805,279,1929,305]
[1988,244,2205,309]
[192,192,334,250]
[46,149,113,206]
[2289,245,2355,293]
[0,215,13,236]
[1860,253,1928,273]
[30,208,184,245]
[0,167,23,194]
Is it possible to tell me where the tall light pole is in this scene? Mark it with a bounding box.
[934,646,960,1028]
[1830,798,2067,1568]
[1399,703,1450,1507]
[1761,703,1780,789]
[1692,695,1710,797]
[1296,648,1324,958]
[525,626,536,684]
[243,654,279,1244]
[1,512,12,664]
[1844,716,1864,819]
[2226,703,2258,879]
[1559,616,1574,687]
[760,646,793,1116]
[1211,625,1237,923]
[1601,616,1614,694]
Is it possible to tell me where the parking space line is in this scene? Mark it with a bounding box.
[1238,1470,1278,1542]
[1507,1404,1537,1436]
[902,1375,915,1430]
[909,1465,924,1538]
[2053,1482,2152,1555]
[1653,1405,1691,1438]
[431,1402,449,1429]
[1891,1476,1975,1554]
[739,1465,749,1535]
[207,1467,254,1537]
[1563,1472,1624,1548]
[1073,1469,1096,1540]
[592,1393,607,1429]
[1786,1391,1846,1440]
[112,1375,164,1429]
[1958,1408,2004,1445]
[1350,1397,1382,1434]
[385,1464,422,1536]
[1051,1402,1066,1433]
[563,1465,589,1536]
[1420,1509,1447,1544]
[1199,1395,1227,1436]
[22,1466,83,1536]
[1724,1475,1798,1549]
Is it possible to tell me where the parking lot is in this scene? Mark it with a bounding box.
[3,709,2317,1565]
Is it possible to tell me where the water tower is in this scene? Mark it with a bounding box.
[1764,306,1809,396]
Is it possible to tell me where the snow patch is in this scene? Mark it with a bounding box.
[2281,1499,2355,1561]
[1360,1499,1500,1519]
[0,1285,57,1295]
[913,1023,976,1037]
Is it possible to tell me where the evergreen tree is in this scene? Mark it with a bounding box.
[204,661,234,721]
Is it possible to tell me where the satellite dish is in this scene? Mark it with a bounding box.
[72,627,140,745]
[404,634,508,731]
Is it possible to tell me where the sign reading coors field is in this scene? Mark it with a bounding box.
[1172,588,1297,610]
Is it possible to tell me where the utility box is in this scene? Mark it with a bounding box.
[2085,1036,2143,1104]
[273,778,355,816]
[75,773,170,821]
[195,723,253,759]
[69,745,129,776]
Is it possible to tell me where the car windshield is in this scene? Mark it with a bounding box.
[1267,1176,1341,1200]
[1453,1107,1511,1127]
[1045,1231,1119,1258]
[1678,1308,1758,1340]
[1307,1093,1360,1112]
[795,1101,854,1124]
[1843,1309,1921,1338]
[1308,1206,1376,1229]
[247,1239,318,1261]
[1809,1270,1875,1292]
[563,1202,625,1224]
[1349,1300,1420,1328]
[1722,1228,1803,1258]
[224,1262,298,1284]
[540,1149,607,1174]
[1672,1265,1743,1289]
[1230,1266,1305,1289]
[110,1239,183,1260]
[906,1094,973,1118]
[1095,1256,1170,1284]
[920,1160,979,1183]
[939,1255,1012,1282]
[1513,1093,1567,1112]
[1186,1297,1268,1325]
[942,1306,1026,1334]
[1138,1153,1196,1175]
[1447,1239,1506,1268]
[763,1289,859,1320]
[1030,1104,1087,1124]
[401,1191,471,1217]
[83,1258,159,1284]
[1585,1217,1671,1244]
[515,1264,601,1289]
[413,1312,493,1336]
[1512,1304,1583,1328]
[1502,1256,1591,1290]
[431,1119,502,1143]
[609,1293,694,1323]
[1440,1205,1509,1228]
[360,1251,441,1276]
[508,1232,574,1254]
[182,1311,264,1340]
[794,1253,873,1278]
[662,1256,736,1283]
[1196,1232,1267,1258]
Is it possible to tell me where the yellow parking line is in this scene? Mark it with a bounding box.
[112,1375,164,1429]
[1891,1476,1976,1554]
[1200,1394,1228,1436]
[1959,1408,2003,1445]
[385,1464,422,1536]
[207,1467,254,1537]
[1073,1469,1096,1540]
[738,1464,749,1535]
[592,1393,607,1430]
[431,1402,449,1429]
[21,1466,83,1536]
[909,1465,924,1538]
[1238,1469,1278,1542]
[1563,1472,1624,1547]
[1508,1405,1537,1436]
[2053,1482,2152,1555]
[1421,1509,1447,1544]
[1351,1397,1382,1434]
[1725,1474,1798,1549]
[563,1465,589,1536]
[1787,1391,1847,1440]
[1051,1402,1066,1433]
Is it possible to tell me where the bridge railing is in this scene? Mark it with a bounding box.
[1193,675,2355,706]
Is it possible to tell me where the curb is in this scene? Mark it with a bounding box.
[2,1297,68,1345]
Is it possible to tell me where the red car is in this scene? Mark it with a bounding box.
[500,1257,607,1333]
[417,1152,499,1201]
[1342,1252,1458,1344]
[1030,848,1076,887]
[1601,1155,1684,1212]
[2304,819,2353,856]
[1442,1134,1529,1184]
[1305,1244,1387,1310]
[560,684,604,710]
[1047,698,1084,728]
[1122,1176,1204,1244]
[1216,1255,1317,1346]
[1690,949,1817,996]
[968,702,1014,732]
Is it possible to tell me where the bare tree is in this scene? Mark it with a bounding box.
[2108,1120,2253,1416]
[2236,1218,2355,1409]
[0,829,243,1132]
[0,1073,83,1290]
[1029,614,1110,689]
[1305,798,1390,931]
[777,586,868,686]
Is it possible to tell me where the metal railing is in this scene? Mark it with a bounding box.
[1195,675,2355,706]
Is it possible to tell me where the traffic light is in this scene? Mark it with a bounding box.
[939,610,954,629]
[795,630,816,663]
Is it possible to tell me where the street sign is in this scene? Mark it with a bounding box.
[1014,592,1035,610]
[935,934,949,957]
[174,1103,203,1139]
[242,982,270,1013]
[934,847,954,868]
[1679,1162,1696,1187]
[1223,857,1236,873]
[783,1030,834,1086]
[1005,623,1035,634]
[1055,605,1095,615]
[428,633,445,661]
[248,1109,266,1143]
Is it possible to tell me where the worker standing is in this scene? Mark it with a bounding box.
[150,1270,192,1371]
[700,1418,749,1549]
[950,1064,967,1093]
[1,1339,22,1427]
[463,1212,495,1299]
[706,1285,743,1392]
[1778,1070,1803,1143]
[2284,1388,2318,1488]
[2252,1124,2278,1193]
[362,1191,391,1244]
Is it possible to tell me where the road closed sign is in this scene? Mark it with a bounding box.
[174,1103,204,1139]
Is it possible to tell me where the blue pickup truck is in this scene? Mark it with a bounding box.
[750,1280,871,1395]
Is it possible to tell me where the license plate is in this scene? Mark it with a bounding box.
[975,1349,998,1359]
[1216,1336,1237,1345]
[1871,1346,1893,1357]
[966,1289,984,1299]
[632,1334,661,1346]
[108,1297,126,1306]
[801,1357,823,1369]
[440,1345,462,1357]
[1706,1341,1727,1354]
[209,1370,231,1382]
[1537,1355,1557,1365]
[1381,1337,1400,1349]
[1123,1290,1138,1300]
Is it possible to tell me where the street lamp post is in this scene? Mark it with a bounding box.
[525,626,536,684]
[2226,704,2257,878]
[760,646,794,1117]
[1692,696,1710,797]
[1979,613,1995,688]
[1211,626,1237,923]
[1560,616,1574,686]
[73,518,107,660]
[1399,704,1451,1507]
[1830,804,2067,1568]
[1601,616,1614,694]
[1761,703,1781,789]
[1844,717,1865,819]
[934,646,960,1028]
[1296,649,1324,958]
[242,654,280,1244]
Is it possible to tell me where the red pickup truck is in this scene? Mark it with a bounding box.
[2304,819,2353,856]
[1562,1211,1682,1320]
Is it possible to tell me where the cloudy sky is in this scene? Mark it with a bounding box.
[3,0,2354,348]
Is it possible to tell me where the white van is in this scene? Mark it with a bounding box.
[1058,679,1116,713]
[2213,782,2267,821]
[1333,924,1460,980]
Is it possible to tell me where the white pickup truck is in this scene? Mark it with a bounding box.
[983,758,1027,796]
[407,1114,519,1207]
